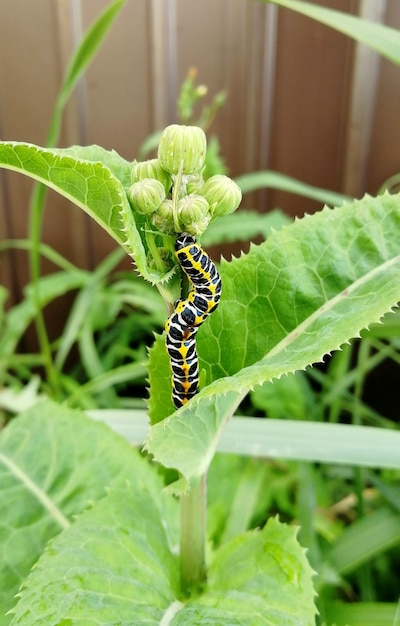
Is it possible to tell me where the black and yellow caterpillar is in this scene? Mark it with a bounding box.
[165,233,222,408]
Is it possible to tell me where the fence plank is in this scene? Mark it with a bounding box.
[342,0,387,197]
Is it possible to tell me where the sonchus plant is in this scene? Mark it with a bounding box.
[1,124,400,625]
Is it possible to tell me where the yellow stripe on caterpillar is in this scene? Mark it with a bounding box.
[165,233,222,409]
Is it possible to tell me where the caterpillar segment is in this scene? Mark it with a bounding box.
[165,234,222,409]
[165,326,199,407]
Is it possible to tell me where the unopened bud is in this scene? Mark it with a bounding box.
[151,199,175,234]
[186,174,205,195]
[200,174,242,217]
[131,159,172,194]
[127,178,165,216]
[158,124,207,175]
[178,194,210,236]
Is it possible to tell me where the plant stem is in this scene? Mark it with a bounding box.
[353,339,374,601]
[172,161,184,232]
[180,472,207,595]
[28,183,61,397]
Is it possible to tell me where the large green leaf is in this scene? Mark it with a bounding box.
[3,405,314,625]
[175,517,316,625]
[0,400,170,625]
[0,142,168,283]
[266,0,400,66]
[9,505,315,625]
[9,484,180,626]
[145,192,400,478]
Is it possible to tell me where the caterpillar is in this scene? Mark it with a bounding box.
[165,233,222,409]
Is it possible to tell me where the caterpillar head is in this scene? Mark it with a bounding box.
[175,233,197,252]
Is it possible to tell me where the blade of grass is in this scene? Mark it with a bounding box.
[220,460,269,543]
[28,0,127,396]
[0,239,79,273]
[328,506,400,575]
[88,411,400,469]
[234,170,349,206]
[266,0,400,66]
[325,601,399,626]
[66,362,148,408]
[55,247,125,369]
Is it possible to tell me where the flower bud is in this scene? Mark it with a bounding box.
[127,178,165,215]
[200,174,242,217]
[185,174,205,195]
[131,158,171,194]
[157,124,207,175]
[151,199,175,234]
[178,194,211,236]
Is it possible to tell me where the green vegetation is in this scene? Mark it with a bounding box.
[1,1,400,624]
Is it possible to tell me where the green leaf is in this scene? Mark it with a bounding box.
[58,1,126,106]
[217,417,400,469]
[328,506,400,576]
[235,170,349,207]
[9,484,179,626]
[175,517,316,625]
[0,378,45,414]
[10,512,315,625]
[266,0,400,66]
[201,209,291,247]
[145,192,400,478]
[0,142,167,282]
[0,399,158,624]
[46,0,127,147]
[250,370,316,420]
[208,454,271,545]
[325,601,399,626]
[54,247,125,370]
[89,409,400,470]
[52,144,133,189]
[0,270,90,372]
[148,333,174,423]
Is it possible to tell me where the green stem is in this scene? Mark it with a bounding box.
[28,183,61,397]
[145,229,167,275]
[172,161,184,232]
[180,473,207,595]
[353,339,370,517]
[353,339,373,600]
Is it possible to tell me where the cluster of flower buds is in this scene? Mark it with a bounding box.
[127,124,242,236]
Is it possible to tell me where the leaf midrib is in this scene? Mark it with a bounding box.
[266,253,400,360]
[0,452,70,530]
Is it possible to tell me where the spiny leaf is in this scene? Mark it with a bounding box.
[146,192,400,477]
[9,484,179,626]
[172,517,316,625]
[0,142,169,283]
[0,399,164,624]
[10,505,315,626]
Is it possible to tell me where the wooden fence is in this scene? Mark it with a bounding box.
[0,0,399,307]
